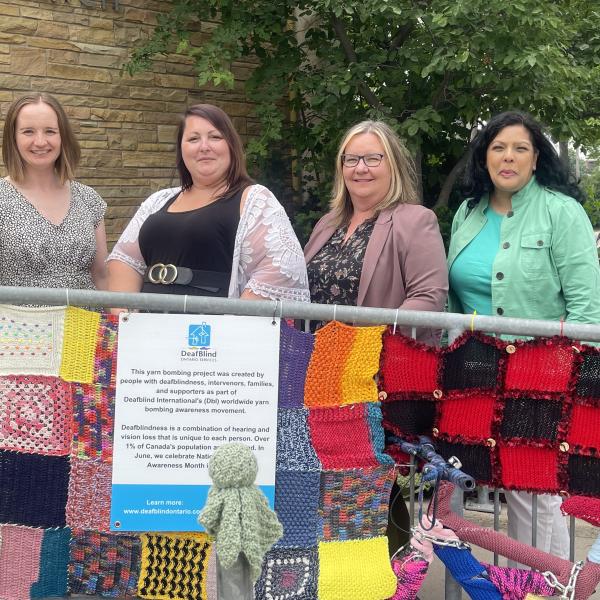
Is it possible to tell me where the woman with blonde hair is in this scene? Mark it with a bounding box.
[304,120,448,343]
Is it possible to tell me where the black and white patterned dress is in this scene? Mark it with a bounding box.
[0,178,106,290]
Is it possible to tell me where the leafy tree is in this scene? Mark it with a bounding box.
[127,1,600,236]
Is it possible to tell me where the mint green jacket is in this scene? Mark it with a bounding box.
[447,177,600,324]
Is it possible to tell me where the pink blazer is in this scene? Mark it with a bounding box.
[304,203,448,344]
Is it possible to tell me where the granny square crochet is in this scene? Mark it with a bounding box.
[382,399,437,437]
[0,304,65,376]
[320,466,395,541]
[317,536,397,600]
[138,532,212,600]
[0,450,69,527]
[71,383,114,462]
[500,398,563,441]
[567,404,600,450]
[94,313,119,388]
[30,527,71,598]
[275,470,320,547]
[0,524,43,600]
[66,458,112,531]
[254,547,318,600]
[276,409,321,472]
[437,392,497,441]
[279,321,314,409]
[69,529,141,597]
[0,375,72,456]
[308,404,378,469]
[568,454,600,496]
[59,307,101,384]
[499,445,559,491]
[435,440,493,484]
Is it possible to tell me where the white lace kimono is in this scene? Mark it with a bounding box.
[107,184,310,302]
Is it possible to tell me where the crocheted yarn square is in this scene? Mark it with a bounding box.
[138,532,211,600]
[380,333,439,394]
[568,454,600,496]
[500,397,563,441]
[0,375,72,456]
[567,404,600,450]
[437,392,496,441]
[69,529,141,597]
[279,321,314,409]
[0,524,43,600]
[504,341,575,393]
[435,440,493,483]
[66,458,112,531]
[59,307,101,383]
[308,404,378,469]
[317,536,397,600]
[0,450,69,527]
[442,335,501,391]
[0,304,65,376]
[382,400,437,437]
[304,322,385,407]
[276,409,321,472]
[94,313,119,387]
[72,383,114,462]
[255,547,318,600]
[30,527,70,598]
[499,446,559,491]
[320,466,394,541]
[275,470,320,547]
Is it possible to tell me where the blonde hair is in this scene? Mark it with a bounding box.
[330,120,417,226]
[2,93,80,184]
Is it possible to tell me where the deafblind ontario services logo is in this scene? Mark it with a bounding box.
[182,322,217,361]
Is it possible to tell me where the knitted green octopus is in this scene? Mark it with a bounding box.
[198,442,283,581]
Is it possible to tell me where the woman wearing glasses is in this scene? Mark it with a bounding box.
[304,120,448,343]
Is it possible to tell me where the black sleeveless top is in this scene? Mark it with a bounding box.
[138,189,241,295]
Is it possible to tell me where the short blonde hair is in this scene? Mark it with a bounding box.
[2,93,80,184]
[330,120,417,226]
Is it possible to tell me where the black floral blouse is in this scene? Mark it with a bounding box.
[307,218,376,306]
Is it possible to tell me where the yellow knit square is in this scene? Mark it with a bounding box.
[59,307,100,384]
[318,536,397,600]
[341,325,385,405]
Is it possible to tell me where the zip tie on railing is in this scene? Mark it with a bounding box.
[183,294,188,314]
[393,308,399,335]
[470,310,477,332]
[333,304,337,322]
[65,289,69,307]
[560,318,564,337]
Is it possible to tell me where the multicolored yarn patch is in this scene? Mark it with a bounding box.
[317,536,397,600]
[71,383,114,462]
[138,532,212,600]
[0,450,69,527]
[304,322,385,407]
[320,466,395,541]
[366,403,395,465]
[59,307,101,384]
[69,529,141,597]
[30,527,71,598]
[275,470,320,547]
[0,375,72,456]
[0,524,43,600]
[276,409,321,472]
[66,458,112,532]
[279,321,314,409]
[0,304,65,376]
[255,547,318,600]
[94,313,119,388]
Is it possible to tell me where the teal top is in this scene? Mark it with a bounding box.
[447,176,600,324]
[449,208,503,316]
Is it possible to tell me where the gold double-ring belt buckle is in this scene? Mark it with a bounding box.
[148,263,178,285]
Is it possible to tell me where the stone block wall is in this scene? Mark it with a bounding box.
[0,0,261,243]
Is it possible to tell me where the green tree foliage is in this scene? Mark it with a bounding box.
[127,1,600,236]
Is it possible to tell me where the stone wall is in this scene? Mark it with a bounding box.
[0,0,260,243]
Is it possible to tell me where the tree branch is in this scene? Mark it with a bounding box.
[389,23,414,50]
[434,150,469,208]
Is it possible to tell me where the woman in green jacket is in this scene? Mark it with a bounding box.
[448,111,600,563]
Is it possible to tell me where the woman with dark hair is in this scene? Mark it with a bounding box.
[448,110,600,562]
[107,104,309,301]
[0,92,108,289]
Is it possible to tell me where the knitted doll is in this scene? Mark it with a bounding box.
[198,443,283,582]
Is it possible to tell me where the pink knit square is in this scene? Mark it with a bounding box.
[308,404,378,469]
[0,375,72,456]
[66,458,112,532]
[0,524,44,600]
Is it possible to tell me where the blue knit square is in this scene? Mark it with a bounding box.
[30,527,71,597]
[275,470,320,547]
[277,409,321,472]
[279,322,314,409]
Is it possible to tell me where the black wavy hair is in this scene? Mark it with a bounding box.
[462,111,584,205]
